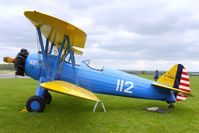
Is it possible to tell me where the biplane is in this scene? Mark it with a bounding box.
[3,11,193,112]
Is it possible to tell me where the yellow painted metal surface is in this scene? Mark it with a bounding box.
[72,47,83,55]
[157,64,178,87]
[152,82,193,97]
[24,11,87,55]
[3,57,15,63]
[40,81,100,102]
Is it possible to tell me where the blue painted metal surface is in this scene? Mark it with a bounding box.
[24,53,176,103]
[30,100,40,110]
[45,39,49,53]
[66,36,75,68]
[36,76,48,96]
[66,36,79,86]
[25,53,42,80]
[24,27,176,103]
[36,27,47,64]
[51,36,66,80]
[49,43,54,54]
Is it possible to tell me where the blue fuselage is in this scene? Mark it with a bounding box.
[25,53,175,103]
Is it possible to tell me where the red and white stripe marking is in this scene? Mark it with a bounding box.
[176,68,190,101]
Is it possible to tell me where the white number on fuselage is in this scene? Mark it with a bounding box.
[116,79,134,94]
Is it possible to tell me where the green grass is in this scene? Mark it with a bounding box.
[0,75,199,133]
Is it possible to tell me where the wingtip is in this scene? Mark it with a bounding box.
[24,11,30,16]
[24,10,39,17]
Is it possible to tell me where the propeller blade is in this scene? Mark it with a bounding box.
[3,57,15,63]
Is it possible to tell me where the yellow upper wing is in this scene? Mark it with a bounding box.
[40,81,100,102]
[152,82,193,97]
[24,11,87,55]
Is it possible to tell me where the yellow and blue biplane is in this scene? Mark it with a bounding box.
[4,11,193,112]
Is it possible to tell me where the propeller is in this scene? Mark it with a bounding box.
[3,57,15,63]
[3,49,29,76]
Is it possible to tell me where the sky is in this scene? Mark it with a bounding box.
[0,0,199,71]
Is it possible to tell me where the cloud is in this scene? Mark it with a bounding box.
[0,0,199,71]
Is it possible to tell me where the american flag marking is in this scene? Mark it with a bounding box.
[176,68,190,101]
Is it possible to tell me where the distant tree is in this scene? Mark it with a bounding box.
[0,64,14,70]
[141,71,145,74]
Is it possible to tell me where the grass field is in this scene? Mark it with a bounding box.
[0,75,198,133]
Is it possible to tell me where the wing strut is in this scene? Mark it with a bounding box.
[45,38,49,54]
[66,36,79,86]
[66,36,75,68]
[36,27,50,79]
[50,36,66,80]
[36,27,47,64]
[49,42,54,54]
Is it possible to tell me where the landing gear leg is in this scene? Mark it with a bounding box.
[44,91,52,104]
[168,103,175,109]
[93,101,106,112]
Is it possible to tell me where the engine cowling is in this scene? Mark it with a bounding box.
[14,49,29,76]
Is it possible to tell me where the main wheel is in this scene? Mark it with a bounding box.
[44,92,52,104]
[26,96,45,112]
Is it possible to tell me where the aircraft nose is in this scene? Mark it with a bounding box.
[3,49,29,76]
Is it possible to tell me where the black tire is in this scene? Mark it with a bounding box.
[26,96,45,112]
[44,92,52,104]
[168,103,175,109]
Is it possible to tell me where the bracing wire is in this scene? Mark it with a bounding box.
[35,29,41,62]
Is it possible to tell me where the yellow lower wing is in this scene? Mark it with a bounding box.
[40,81,100,102]
[152,82,193,97]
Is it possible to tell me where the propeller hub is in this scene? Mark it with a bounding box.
[3,57,15,63]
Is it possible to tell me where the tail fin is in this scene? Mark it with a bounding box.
[157,64,191,101]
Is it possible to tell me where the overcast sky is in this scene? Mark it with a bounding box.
[0,0,199,71]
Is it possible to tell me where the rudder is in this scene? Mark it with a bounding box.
[157,64,191,101]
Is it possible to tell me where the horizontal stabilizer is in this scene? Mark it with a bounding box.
[152,82,193,97]
[40,81,100,102]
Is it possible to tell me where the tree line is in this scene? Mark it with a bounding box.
[0,64,14,70]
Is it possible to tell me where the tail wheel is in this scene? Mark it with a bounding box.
[26,96,45,112]
[168,103,175,109]
[44,92,52,104]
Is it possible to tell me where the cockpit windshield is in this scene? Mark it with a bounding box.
[82,59,104,71]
